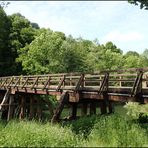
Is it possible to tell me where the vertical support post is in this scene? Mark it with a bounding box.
[90,102,96,115]
[19,95,25,119]
[81,103,88,116]
[108,101,114,113]
[119,76,122,87]
[70,103,77,119]
[7,95,15,121]
[100,100,107,114]
[37,98,42,120]
[29,96,34,119]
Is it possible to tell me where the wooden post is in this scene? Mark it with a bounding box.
[7,95,15,121]
[108,101,114,113]
[81,103,88,116]
[119,76,122,87]
[19,95,25,119]
[37,98,42,120]
[29,96,34,119]
[90,102,96,115]
[70,103,77,119]
[100,101,107,114]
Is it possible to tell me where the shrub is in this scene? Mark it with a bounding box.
[86,114,148,147]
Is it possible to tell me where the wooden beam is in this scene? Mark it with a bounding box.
[51,91,69,123]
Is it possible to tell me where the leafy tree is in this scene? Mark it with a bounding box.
[128,0,148,9]
[142,49,148,59]
[123,55,148,68]
[17,29,66,74]
[31,22,40,29]
[104,42,123,54]
[87,43,124,71]
[8,13,38,74]
[124,51,139,58]
[0,6,12,76]
[0,1,10,8]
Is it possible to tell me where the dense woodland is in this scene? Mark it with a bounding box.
[0,4,148,76]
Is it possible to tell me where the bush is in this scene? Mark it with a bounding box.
[86,114,148,147]
[124,102,148,122]
[62,115,98,138]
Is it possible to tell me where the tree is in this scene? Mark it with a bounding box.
[17,29,66,74]
[123,55,148,68]
[124,51,139,58]
[0,7,12,76]
[8,13,37,75]
[0,1,10,8]
[128,0,148,9]
[142,49,148,59]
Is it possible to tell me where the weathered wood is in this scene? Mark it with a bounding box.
[7,95,15,121]
[100,101,107,114]
[51,91,69,123]
[108,101,114,113]
[36,98,42,120]
[0,89,10,111]
[29,96,34,119]
[56,75,65,91]
[70,103,77,119]
[90,102,96,115]
[19,95,26,119]
[81,103,88,116]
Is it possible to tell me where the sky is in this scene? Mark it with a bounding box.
[4,1,148,54]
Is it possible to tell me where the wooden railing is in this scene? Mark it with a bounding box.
[0,68,148,93]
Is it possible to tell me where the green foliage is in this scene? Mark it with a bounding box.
[63,115,98,138]
[0,112,147,147]
[128,0,148,9]
[0,7,12,76]
[124,102,148,122]
[1,7,148,76]
[86,114,148,147]
[0,120,82,147]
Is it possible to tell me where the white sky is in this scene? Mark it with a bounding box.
[4,1,148,54]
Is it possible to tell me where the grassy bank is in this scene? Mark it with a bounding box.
[0,106,148,147]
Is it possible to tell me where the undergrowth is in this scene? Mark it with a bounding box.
[0,105,148,147]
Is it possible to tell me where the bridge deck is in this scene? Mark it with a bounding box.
[0,67,148,103]
[0,68,148,122]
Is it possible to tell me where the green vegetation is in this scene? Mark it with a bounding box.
[0,107,147,147]
[128,0,148,9]
[0,3,148,147]
[0,5,148,76]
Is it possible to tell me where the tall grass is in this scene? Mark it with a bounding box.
[0,105,147,147]
[85,114,148,147]
[0,120,83,147]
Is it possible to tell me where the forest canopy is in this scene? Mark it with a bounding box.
[0,6,148,76]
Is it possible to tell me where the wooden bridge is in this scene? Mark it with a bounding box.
[0,67,148,122]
